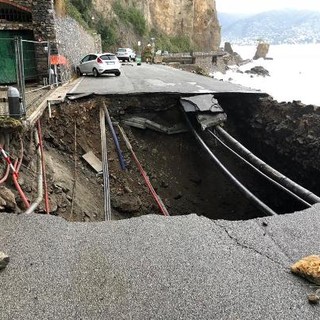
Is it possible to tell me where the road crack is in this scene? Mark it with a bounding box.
[214,221,289,268]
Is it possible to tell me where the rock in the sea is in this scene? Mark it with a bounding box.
[245,66,270,77]
[253,42,270,60]
[224,42,234,54]
[291,255,320,285]
[0,252,10,270]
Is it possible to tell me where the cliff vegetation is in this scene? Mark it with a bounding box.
[54,0,220,52]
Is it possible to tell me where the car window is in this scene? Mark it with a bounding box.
[100,54,117,60]
[117,48,126,52]
[81,55,91,63]
[89,54,97,61]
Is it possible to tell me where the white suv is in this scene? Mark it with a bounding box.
[76,53,121,77]
[116,48,136,62]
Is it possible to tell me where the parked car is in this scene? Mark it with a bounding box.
[76,53,121,77]
[116,48,136,62]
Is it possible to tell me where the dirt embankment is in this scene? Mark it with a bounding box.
[216,94,320,195]
[1,92,320,221]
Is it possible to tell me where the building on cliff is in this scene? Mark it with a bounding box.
[0,0,101,84]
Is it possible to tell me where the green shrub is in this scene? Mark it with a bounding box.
[112,1,146,36]
[96,16,118,50]
[68,0,94,27]
[151,31,194,53]
[65,0,89,28]
[127,7,146,36]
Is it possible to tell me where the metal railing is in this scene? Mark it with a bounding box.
[0,37,72,118]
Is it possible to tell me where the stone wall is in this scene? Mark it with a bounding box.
[193,52,226,75]
[4,0,55,42]
[5,1,101,77]
[54,16,102,71]
[2,0,32,10]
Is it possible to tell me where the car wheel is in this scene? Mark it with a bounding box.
[92,68,99,77]
[76,67,83,77]
[115,71,121,76]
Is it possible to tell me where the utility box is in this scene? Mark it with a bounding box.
[7,87,21,118]
[136,54,142,66]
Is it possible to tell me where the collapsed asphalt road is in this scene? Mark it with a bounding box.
[1,205,320,319]
[1,63,320,319]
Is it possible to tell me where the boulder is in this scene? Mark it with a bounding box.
[224,42,234,54]
[111,194,142,213]
[0,251,9,270]
[253,42,270,60]
[0,186,17,212]
[245,66,270,77]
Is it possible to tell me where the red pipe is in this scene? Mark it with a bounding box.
[131,151,169,216]
[117,125,169,216]
[13,159,30,209]
[0,144,30,209]
[37,119,50,214]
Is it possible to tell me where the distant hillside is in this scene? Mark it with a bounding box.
[217,12,250,29]
[218,9,320,45]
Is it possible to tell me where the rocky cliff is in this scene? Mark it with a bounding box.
[93,0,221,51]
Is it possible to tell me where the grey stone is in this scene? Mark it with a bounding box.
[0,251,9,270]
[253,42,270,60]
[0,186,17,211]
[111,194,142,213]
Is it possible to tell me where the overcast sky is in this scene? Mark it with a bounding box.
[215,0,320,14]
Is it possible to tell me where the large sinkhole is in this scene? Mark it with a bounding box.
[41,93,320,222]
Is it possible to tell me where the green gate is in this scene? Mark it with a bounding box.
[0,30,36,84]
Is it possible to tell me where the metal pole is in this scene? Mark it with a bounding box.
[100,107,112,221]
[47,41,52,85]
[19,37,26,115]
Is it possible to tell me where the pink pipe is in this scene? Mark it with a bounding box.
[0,143,29,208]
[13,159,30,209]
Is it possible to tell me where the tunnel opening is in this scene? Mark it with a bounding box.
[21,92,320,222]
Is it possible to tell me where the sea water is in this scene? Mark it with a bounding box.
[213,44,320,107]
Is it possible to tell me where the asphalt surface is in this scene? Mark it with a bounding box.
[68,63,264,96]
[4,63,319,319]
[1,205,320,319]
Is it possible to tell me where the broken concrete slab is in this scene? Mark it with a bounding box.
[180,94,224,113]
[123,117,188,134]
[82,151,102,173]
[197,113,227,130]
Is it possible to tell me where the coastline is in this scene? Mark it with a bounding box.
[214,43,320,107]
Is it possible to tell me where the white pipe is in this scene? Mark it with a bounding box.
[25,128,43,214]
